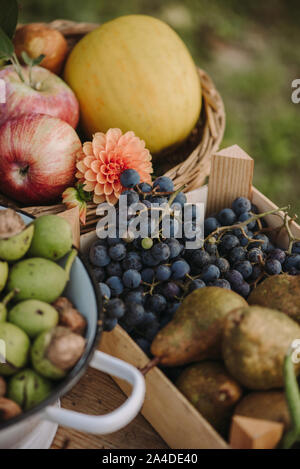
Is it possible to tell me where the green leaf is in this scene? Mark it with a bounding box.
[0,0,18,39]
[21,50,32,66]
[0,26,14,59]
[32,54,45,66]
[21,51,45,67]
[76,183,93,202]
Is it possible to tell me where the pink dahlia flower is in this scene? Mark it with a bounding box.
[75,128,153,205]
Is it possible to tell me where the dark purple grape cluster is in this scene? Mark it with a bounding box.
[88,170,299,354]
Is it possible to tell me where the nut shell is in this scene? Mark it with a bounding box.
[0,209,25,240]
[53,297,86,335]
[0,397,22,421]
[47,327,86,370]
[0,377,6,397]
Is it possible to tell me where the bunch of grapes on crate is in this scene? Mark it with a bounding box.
[88,169,300,357]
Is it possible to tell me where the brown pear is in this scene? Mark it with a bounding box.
[222,305,300,389]
[248,274,300,323]
[234,391,291,431]
[151,287,247,366]
[177,361,243,434]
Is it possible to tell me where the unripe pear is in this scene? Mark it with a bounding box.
[9,299,59,338]
[7,249,77,303]
[8,369,53,411]
[0,261,8,293]
[0,323,30,376]
[28,215,73,261]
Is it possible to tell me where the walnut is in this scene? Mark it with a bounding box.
[53,297,87,336]
[0,397,22,421]
[0,209,25,240]
[46,327,86,371]
[0,377,6,398]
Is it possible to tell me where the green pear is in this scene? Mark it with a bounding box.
[31,327,86,380]
[151,287,247,366]
[8,300,59,338]
[28,215,73,261]
[8,369,53,411]
[0,323,30,376]
[0,261,8,293]
[234,391,291,431]
[7,249,77,303]
[248,274,300,324]
[176,362,243,434]
[0,225,34,262]
[222,306,300,389]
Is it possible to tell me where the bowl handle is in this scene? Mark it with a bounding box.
[43,350,145,435]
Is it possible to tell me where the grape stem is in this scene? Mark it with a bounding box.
[283,213,300,254]
[158,185,186,226]
[204,206,289,245]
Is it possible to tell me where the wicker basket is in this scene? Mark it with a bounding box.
[3,19,225,232]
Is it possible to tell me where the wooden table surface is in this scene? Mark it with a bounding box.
[51,366,168,450]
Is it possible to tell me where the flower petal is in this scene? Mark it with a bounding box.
[92,133,106,157]
[112,181,121,192]
[84,169,97,182]
[99,150,109,164]
[93,194,106,204]
[106,193,118,205]
[97,172,107,184]
[83,181,96,192]
[82,142,94,157]
[90,160,102,173]
[104,183,113,195]
[83,156,95,168]
[94,183,105,196]
[105,128,122,152]
[75,171,84,180]
[76,161,87,173]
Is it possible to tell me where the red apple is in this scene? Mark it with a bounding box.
[0,65,79,128]
[0,114,82,204]
[14,24,69,75]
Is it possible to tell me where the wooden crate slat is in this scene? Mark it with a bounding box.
[100,326,228,450]
[206,144,254,215]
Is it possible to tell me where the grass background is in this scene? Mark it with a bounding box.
[19,0,300,214]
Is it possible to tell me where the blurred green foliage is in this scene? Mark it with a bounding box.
[19,0,300,214]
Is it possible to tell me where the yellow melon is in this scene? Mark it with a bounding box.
[64,15,201,154]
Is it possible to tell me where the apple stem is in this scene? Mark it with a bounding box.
[10,53,25,84]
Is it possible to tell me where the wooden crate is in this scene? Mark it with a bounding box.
[80,145,300,449]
